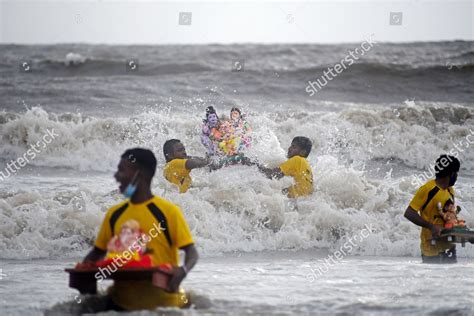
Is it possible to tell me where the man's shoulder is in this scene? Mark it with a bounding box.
[166,159,187,168]
[420,179,436,190]
[281,155,305,168]
[105,199,130,217]
[414,179,437,197]
[284,155,300,163]
[293,155,310,166]
[149,195,182,213]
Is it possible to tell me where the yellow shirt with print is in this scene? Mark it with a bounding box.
[409,179,455,257]
[279,155,314,198]
[95,195,194,310]
[164,159,191,193]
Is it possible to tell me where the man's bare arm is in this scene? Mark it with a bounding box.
[404,206,441,237]
[181,244,199,272]
[185,157,208,170]
[168,244,199,292]
[257,164,285,179]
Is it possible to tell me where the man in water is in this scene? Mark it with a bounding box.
[256,136,314,198]
[83,148,198,310]
[163,139,209,193]
[404,154,460,263]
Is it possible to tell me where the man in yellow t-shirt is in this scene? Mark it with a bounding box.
[257,136,314,198]
[83,148,199,310]
[163,139,209,193]
[404,154,460,263]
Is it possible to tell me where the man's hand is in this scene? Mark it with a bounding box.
[185,157,209,170]
[430,224,441,238]
[257,164,284,179]
[83,246,106,263]
[167,244,198,292]
[240,156,254,166]
[167,266,186,293]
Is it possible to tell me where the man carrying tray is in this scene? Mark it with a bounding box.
[404,154,460,263]
[83,148,198,310]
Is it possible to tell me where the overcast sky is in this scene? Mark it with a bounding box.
[1,1,472,44]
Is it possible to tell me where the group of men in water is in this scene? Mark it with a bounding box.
[162,106,314,197]
[81,106,463,311]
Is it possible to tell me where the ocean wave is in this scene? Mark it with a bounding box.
[1,102,473,259]
[1,158,473,260]
[13,57,474,79]
[291,62,474,79]
[0,103,473,172]
[2,41,472,78]
[28,58,214,77]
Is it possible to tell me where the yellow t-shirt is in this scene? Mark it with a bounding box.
[409,179,455,256]
[279,155,314,198]
[95,195,194,310]
[163,159,191,193]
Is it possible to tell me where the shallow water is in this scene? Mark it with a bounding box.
[1,252,474,316]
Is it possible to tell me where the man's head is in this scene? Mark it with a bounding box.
[287,136,312,158]
[435,154,460,186]
[114,148,157,194]
[163,139,186,162]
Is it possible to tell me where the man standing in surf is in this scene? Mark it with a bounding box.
[82,148,198,310]
[256,136,313,198]
[404,155,460,263]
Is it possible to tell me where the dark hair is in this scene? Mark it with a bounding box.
[163,139,181,162]
[203,106,218,123]
[206,106,216,117]
[435,155,460,179]
[230,107,241,115]
[292,136,312,157]
[444,199,454,207]
[121,148,157,179]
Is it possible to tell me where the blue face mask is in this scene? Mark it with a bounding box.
[123,171,139,199]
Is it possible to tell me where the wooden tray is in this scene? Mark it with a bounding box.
[430,228,474,247]
[65,267,172,294]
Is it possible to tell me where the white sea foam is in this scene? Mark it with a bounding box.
[0,104,473,259]
[64,52,86,66]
